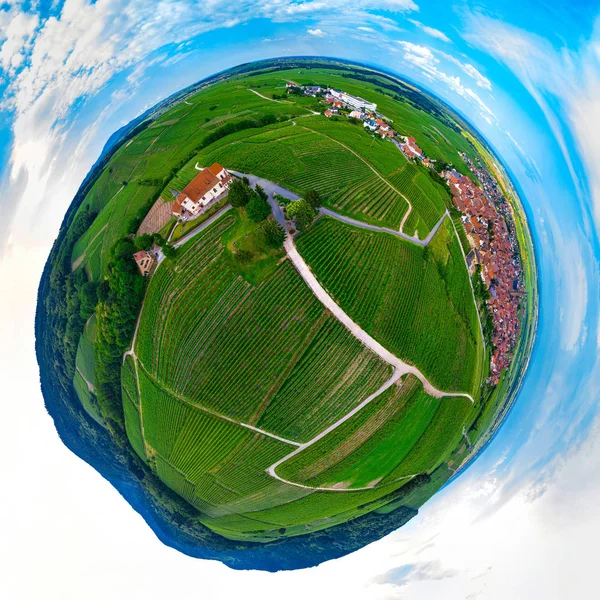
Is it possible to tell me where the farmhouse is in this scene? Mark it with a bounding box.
[304,85,322,96]
[348,110,362,119]
[172,163,230,217]
[133,250,156,276]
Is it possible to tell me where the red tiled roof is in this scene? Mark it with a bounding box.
[207,163,225,177]
[181,168,220,203]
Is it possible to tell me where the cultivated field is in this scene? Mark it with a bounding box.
[123,206,482,540]
[137,195,175,236]
[295,216,484,395]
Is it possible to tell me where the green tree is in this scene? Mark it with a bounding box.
[152,233,166,247]
[134,233,153,251]
[246,192,271,222]
[95,238,146,423]
[228,179,251,207]
[262,219,285,248]
[234,249,254,263]
[162,244,178,259]
[304,189,322,209]
[255,184,268,201]
[79,281,98,319]
[287,199,316,231]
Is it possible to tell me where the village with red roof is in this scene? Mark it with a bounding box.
[443,153,525,384]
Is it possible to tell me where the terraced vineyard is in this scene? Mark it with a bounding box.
[388,163,450,236]
[75,315,97,387]
[295,216,484,395]
[278,375,473,489]
[135,210,392,433]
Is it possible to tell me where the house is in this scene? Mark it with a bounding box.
[400,136,424,159]
[378,128,394,139]
[286,82,299,88]
[363,119,378,131]
[172,163,230,217]
[332,101,344,109]
[375,119,389,131]
[304,85,322,96]
[324,109,333,118]
[348,110,362,119]
[133,250,156,276]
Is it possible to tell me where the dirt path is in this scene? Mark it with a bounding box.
[284,236,474,402]
[76,367,95,393]
[71,223,108,271]
[137,361,300,447]
[249,89,289,103]
[122,170,478,495]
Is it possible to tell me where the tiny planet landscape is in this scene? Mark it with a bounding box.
[2,1,600,598]
[36,57,536,570]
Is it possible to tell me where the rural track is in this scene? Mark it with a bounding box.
[249,89,291,103]
[284,236,475,403]
[319,207,448,247]
[76,367,95,393]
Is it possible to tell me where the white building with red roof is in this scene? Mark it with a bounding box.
[172,163,230,217]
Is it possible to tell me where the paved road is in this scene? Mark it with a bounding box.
[172,204,233,249]
[320,207,449,247]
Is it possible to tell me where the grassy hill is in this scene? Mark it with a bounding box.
[35,58,535,554]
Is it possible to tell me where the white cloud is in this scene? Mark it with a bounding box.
[441,52,492,90]
[396,40,497,124]
[462,14,596,230]
[408,19,451,43]
[0,9,38,76]
[307,28,326,37]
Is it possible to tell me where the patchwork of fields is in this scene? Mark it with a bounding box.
[69,65,459,284]
[121,206,482,540]
[66,62,495,543]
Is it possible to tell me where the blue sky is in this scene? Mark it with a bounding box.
[1,1,600,598]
